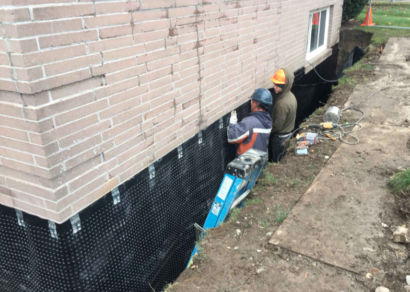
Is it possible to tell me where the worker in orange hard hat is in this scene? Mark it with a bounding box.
[268,68,297,163]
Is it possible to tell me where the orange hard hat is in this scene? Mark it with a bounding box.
[270,69,286,85]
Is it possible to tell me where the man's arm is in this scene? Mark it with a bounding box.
[227,117,251,144]
[272,105,288,134]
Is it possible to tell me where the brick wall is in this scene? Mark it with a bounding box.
[0,0,343,223]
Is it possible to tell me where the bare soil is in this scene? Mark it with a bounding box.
[167,34,410,292]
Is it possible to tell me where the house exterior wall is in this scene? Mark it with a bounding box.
[0,0,343,223]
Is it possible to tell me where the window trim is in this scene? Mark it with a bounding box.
[306,7,330,61]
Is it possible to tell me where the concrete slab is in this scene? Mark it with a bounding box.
[269,123,410,274]
[270,37,410,275]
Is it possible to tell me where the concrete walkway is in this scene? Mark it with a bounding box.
[270,37,410,284]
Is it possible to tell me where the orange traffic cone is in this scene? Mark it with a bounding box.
[361,6,376,26]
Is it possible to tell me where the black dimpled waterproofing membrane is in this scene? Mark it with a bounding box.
[0,102,251,292]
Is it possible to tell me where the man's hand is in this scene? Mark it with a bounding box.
[230,110,237,124]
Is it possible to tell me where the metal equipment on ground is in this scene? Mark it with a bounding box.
[187,149,268,268]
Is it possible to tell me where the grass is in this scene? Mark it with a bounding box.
[244,197,263,206]
[259,220,270,228]
[228,207,242,222]
[388,169,410,195]
[289,179,302,188]
[265,173,278,185]
[196,240,207,262]
[355,4,410,44]
[162,282,179,292]
[275,205,289,224]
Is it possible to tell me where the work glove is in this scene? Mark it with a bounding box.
[230,110,237,124]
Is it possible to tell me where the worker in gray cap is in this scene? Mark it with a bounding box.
[228,88,275,156]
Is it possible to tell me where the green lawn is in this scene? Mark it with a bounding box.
[355,4,410,44]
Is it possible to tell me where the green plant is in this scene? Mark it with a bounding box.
[259,220,270,229]
[265,173,278,185]
[196,240,207,262]
[244,197,263,206]
[343,0,369,21]
[289,179,301,188]
[276,205,289,224]
[162,282,179,292]
[229,207,242,222]
[388,169,410,195]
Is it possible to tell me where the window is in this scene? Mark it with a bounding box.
[306,7,330,60]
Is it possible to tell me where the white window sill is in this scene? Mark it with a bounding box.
[304,48,332,74]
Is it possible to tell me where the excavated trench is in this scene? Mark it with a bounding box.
[270,29,372,128]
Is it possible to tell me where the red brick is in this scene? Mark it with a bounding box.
[104,132,144,160]
[141,83,173,103]
[144,100,174,121]
[0,79,16,92]
[155,135,182,160]
[45,54,101,76]
[169,24,197,37]
[56,99,108,126]
[88,35,134,53]
[0,7,31,22]
[13,198,48,219]
[67,158,117,192]
[65,140,114,171]
[39,30,98,49]
[92,57,136,76]
[0,147,34,164]
[16,69,92,94]
[36,135,102,168]
[105,64,146,85]
[25,92,95,121]
[21,92,50,107]
[145,131,177,156]
[169,6,197,18]
[51,77,102,100]
[31,115,98,145]
[0,53,10,66]
[84,13,131,28]
[95,1,140,15]
[95,75,139,100]
[0,39,8,52]
[148,75,174,91]
[2,158,63,179]
[71,177,119,214]
[11,44,86,67]
[140,0,175,10]
[132,9,167,22]
[7,178,67,202]
[140,66,172,84]
[116,153,154,182]
[147,55,178,71]
[143,19,170,32]
[59,120,111,148]
[0,66,13,79]
[109,84,149,105]
[111,102,150,125]
[137,47,179,64]
[116,136,153,164]
[176,0,201,5]
[134,29,169,44]
[4,19,83,38]
[103,44,144,62]
[100,24,133,39]
[14,66,43,81]
[99,95,143,121]
[114,122,142,145]
[145,39,165,52]
[0,126,29,141]
[33,3,94,20]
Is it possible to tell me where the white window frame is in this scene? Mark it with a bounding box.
[306,7,330,61]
